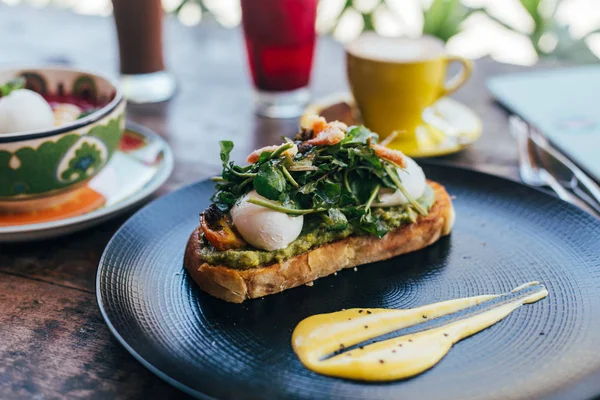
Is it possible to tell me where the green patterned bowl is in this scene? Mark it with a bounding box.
[0,67,125,212]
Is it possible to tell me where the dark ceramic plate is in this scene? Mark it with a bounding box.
[97,165,600,400]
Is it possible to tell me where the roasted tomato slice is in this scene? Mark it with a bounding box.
[200,204,246,251]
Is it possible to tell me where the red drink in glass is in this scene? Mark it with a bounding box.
[241,0,318,117]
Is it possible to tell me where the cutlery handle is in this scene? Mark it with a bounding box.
[510,117,541,185]
[529,129,600,217]
[540,170,600,219]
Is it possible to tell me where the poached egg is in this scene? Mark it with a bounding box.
[0,89,54,134]
[373,156,426,207]
[230,190,304,251]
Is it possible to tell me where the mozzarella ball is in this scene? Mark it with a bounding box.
[374,156,426,207]
[230,190,304,251]
[0,89,54,134]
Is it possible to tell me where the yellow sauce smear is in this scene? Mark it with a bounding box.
[292,282,548,381]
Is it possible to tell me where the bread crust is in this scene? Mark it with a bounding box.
[184,180,454,303]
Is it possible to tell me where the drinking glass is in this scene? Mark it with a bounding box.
[241,0,318,118]
[112,0,177,103]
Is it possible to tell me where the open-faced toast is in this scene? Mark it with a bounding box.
[184,180,454,303]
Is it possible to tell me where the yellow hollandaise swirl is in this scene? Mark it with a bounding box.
[292,282,548,381]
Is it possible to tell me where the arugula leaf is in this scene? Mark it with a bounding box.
[254,162,287,201]
[219,141,234,165]
[324,208,348,230]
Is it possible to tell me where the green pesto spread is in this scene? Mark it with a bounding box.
[199,185,436,270]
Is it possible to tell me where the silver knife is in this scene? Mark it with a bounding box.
[528,127,600,214]
[510,116,600,219]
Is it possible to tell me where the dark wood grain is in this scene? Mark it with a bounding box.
[0,273,187,400]
[0,4,561,399]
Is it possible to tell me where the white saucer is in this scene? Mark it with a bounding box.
[304,93,483,158]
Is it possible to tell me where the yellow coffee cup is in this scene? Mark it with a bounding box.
[346,33,472,152]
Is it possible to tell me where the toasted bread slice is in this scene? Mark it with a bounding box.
[184,180,454,303]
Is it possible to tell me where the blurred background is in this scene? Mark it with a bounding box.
[2,0,599,66]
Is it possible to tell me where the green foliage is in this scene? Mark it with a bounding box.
[338,0,598,63]
[177,0,598,63]
[212,126,426,238]
[482,0,599,63]
[422,0,474,42]
[255,162,287,201]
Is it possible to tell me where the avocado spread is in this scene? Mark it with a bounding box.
[199,184,435,269]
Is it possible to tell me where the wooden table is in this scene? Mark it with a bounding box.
[0,5,550,399]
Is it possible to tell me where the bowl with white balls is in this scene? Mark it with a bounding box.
[0,67,125,212]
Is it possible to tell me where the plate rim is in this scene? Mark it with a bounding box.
[0,121,174,241]
[96,163,600,400]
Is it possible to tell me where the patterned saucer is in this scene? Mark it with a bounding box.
[304,93,482,158]
[0,122,173,242]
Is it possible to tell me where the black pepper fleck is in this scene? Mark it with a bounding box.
[359,346,364,350]
[364,325,368,329]
[392,350,396,353]
[422,315,428,319]
[398,344,403,347]
[540,332,545,336]
[339,344,345,349]
[379,359,385,364]
[358,310,364,313]
[444,333,449,337]
[366,310,372,314]
[408,339,413,342]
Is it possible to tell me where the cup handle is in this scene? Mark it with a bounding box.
[439,55,473,98]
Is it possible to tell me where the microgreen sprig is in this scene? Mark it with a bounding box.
[211,125,428,237]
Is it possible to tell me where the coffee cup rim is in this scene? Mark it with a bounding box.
[345,33,447,64]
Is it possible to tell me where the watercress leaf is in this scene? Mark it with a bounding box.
[319,163,334,172]
[298,180,318,194]
[349,177,378,204]
[324,208,348,230]
[316,181,341,206]
[211,190,238,211]
[254,162,287,200]
[381,175,396,189]
[339,189,356,207]
[358,212,390,238]
[350,147,383,169]
[219,141,234,165]
[258,151,272,164]
[330,158,348,168]
[341,126,378,146]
